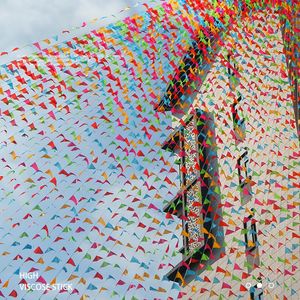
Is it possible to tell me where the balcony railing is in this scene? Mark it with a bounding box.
[162,109,224,285]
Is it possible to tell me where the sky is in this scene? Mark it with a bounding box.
[0,0,184,298]
[0,0,160,52]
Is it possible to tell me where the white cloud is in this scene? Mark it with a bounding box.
[0,0,145,51]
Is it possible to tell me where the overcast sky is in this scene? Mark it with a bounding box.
[0,0,161,52]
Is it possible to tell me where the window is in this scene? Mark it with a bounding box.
[227,55,245,142]
[227,54,236,77]
[227,54,239,87]
[243,210,258,252]
[237,148,251,188]
[232,92,246,137]
[232,92,243,123]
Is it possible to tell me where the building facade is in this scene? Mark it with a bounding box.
[157,5,300,300]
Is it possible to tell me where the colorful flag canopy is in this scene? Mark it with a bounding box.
[0,0,299,299]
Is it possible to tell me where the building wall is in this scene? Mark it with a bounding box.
[175,7,300,300]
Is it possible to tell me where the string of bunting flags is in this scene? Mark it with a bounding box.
[0,0,299,299]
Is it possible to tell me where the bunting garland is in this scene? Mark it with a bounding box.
[0,1,299,299]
